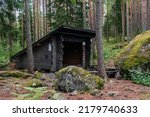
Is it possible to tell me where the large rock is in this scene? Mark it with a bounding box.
[115,31,150,76]
[55,66,104,92]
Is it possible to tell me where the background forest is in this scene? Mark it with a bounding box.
[0,0,150,100]
[0,0,150,68]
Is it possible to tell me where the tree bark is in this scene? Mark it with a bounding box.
[106,0,109,42]
[83,0,86,28]
[147,0,150,30]
[121,0,125,40]
[126,1,130,41]
[88,0,93,29]
[33,0,36,41]
[96,0,107,81]
[43,0,46,36]
[25,0,34,73]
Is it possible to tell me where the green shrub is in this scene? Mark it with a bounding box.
[103,40,123,61]
[0,56,9,69]
[130,70,150,86]
[0,41,22,69]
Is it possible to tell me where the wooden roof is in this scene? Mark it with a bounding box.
[11,25,96,59]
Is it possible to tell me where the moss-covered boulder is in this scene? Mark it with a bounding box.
[55,66,104,92]
[114,30,150,76]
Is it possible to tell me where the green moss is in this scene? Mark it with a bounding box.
[115,30,150,72]
[0,70,31,78]
[24,79,45,88]
[33,71,43,79]
[95,76,104,89]
[16,87,48,100]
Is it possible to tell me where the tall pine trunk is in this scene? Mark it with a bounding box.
[126,1,130,41]
[25,0,34,73]
[83,0,86,28]
[43,0,46,36]
[96,0,107,81]
[88,0,93,29]
[121,0,125,40]
[33,0,36,41]
[147,0,150,30]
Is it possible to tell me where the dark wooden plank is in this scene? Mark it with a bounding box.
[51,39,57,72]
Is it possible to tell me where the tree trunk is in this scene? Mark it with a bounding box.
[91,1,97,66]
[121,0,125,40]
[114,0,117,41]
[92,1,96,30]
[38,0,41,39]
[96,0,107,81]
[88,0,93,29]
[33,0,36,41]
[126,1,130,41]
[25,0,34,73]
[43,0,46,36]
[83,0,86,28]
[106,0,109,42]
[129,0,133,38]
[147,0,150,30]
[22,14,25,48]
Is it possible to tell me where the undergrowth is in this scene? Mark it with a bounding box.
[0,42,22,69]
[92,39,125,65]
[103,39,124,62]
[130,70,150,86]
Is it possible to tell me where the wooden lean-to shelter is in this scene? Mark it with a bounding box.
[11,25,95,72]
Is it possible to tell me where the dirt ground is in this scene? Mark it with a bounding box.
[0,77,150,100]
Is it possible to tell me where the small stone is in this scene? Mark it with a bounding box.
[48,73,56,79]
[69,90,78,96]
[15,82,19,85]
[0,77,4,80]
[50,93,66,100]
[40,74,47,80]
[77,97,84,100]
[96,92,103,97]
[80,91,85,94]
[124,95,128,98]
[90,89,100,96]
[50,90,57,95]
[108,91,119,97]
[124,87,135,92]
[109,80,114,84]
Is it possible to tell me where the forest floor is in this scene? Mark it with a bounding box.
[0,40,149,100]
[0,75,150,100]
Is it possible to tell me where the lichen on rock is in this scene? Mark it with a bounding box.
[55,66,104,92]
[114,30,150,76]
